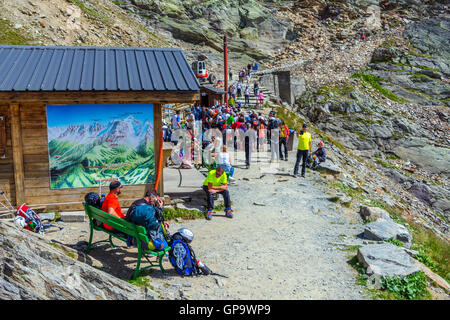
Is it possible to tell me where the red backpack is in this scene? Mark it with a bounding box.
[16,204,44,234]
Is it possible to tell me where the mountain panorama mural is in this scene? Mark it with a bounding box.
[46,104,155,189]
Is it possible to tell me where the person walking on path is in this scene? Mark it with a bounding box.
[203,166,233,220]
[279,119,290,161]
[244,86,250,106]
[293,123,312,178]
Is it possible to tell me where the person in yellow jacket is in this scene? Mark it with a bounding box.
[293,123,312,178]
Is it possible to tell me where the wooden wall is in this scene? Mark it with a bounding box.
[0,104,15,207]
[2,102,162,211]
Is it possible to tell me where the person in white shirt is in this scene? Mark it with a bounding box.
[171,110,181,145]
[216,145,234,180]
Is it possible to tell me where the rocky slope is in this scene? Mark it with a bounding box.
[0,220,160,299]
[289,13,449,236]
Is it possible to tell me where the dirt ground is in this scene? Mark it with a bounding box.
[44,147,370,300]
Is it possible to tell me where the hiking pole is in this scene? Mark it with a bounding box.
[0,190,15,212]
[210,272,229,278]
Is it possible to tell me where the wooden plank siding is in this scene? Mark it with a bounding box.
[0,104,15,205]
[0,101,164,210]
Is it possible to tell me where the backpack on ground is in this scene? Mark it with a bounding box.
[168,232,199,276]
[16,204,44,234]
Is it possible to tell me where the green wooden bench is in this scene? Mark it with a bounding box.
[82,203,171,280]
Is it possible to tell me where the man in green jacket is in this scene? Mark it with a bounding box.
[202,166,233,220]
[293,123,312,178]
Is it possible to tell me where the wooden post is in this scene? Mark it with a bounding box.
[224,34,229,108]
[9,103,25,206]
[153,103,164,196]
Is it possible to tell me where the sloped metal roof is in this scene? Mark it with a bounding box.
[200,85,226,95]
[0,45,200,92]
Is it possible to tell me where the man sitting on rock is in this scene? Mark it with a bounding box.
[203,166,233,220]
[310,141,326,169]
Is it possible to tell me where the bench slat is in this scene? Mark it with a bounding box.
[83,203,150,243]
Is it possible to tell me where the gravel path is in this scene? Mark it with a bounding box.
[157,150,368,300]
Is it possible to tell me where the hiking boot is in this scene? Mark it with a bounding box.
[301,174,305,178]
[292,174,298,178]
[205,210,213,220]
[225,209,233,218]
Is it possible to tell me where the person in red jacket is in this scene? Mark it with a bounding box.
[279,119,290,161]
[101,180,125,231]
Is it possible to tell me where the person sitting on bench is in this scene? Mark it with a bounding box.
[203,166,233,220]
[101,181,125,233]
[125,190,169,250]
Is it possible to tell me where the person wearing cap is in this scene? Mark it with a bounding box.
[124,190,169,248]
[202,166,233,220]
[101,181,125,230]
[293,123,312,178]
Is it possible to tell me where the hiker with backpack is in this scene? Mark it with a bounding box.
[293,123,312,178]
[203,166,233,220]
[125,190,169,251]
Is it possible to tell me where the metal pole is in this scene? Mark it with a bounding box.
[224,34,229,108]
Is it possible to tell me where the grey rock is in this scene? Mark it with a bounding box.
[0,221,157,300]
[38,212,55,221]
[318,162,342,174]
[363,219,412,248]
[359,206,392,221]
[357,243,420,278]
[60,212,85,223]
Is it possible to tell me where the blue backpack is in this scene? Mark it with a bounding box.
[131,204,167,251]
[169,233,199,276]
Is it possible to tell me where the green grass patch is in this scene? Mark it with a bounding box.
[380,272,431,300]
[66,252,76,259]
[67,0,111,24]
[127,274,155,291]
[385,237,404,247]
[0,18,34,45]
[162,207,204,220]
[375,157,397,169]
[385,154,401,160]
[351,72,405,103]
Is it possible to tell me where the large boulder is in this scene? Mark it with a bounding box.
[357,243,420,278]
[406,17,450,70]
[363,219,412,248]
[393,138,450,178]
[0,221,158,300]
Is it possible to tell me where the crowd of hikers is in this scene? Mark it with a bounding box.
[80,73,327,279]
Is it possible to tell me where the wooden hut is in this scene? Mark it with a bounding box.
[0,45,199,211]
[199,85,225,107]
